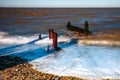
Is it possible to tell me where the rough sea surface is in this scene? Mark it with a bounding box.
[0,8,120,35]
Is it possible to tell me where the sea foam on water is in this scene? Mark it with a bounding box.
[0,31,120,79]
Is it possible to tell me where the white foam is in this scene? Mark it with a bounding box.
[0,32,36,44]
[0,31,120,79]
[78,40,120,46]
[0,31,71,46]
[0,32,50,48]
[30,44,120,79]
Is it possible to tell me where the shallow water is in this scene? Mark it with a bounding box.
[0,8,120,79]
[30,44,120,79]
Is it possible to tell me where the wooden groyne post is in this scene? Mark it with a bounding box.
[39,33,41,39]
[52,32,58,49]
[77,31,81,37]
[45,45,49,52]
[49,29,53,39]
[84,21,89,37]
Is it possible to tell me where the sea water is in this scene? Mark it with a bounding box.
[0,32,120,79]
[0,8,120,79]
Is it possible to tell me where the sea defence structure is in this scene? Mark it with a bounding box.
[49,29,57,49]
[49,29,53,39]
[84,21,89,37]
[84,21,89,33]
[66,21,90,37]
[52,32,57,49]
[39,34,41,39]
[48,29,61,51]
[66,22,84,33]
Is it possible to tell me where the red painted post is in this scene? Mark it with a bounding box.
[49,29,54,39]
[51,29,53,39]
[54,32,57,49]
[55,32,57,49]
[52,32,57,49]
[77,31,81,37]
[52,32,55,48]
[39,34,41,39]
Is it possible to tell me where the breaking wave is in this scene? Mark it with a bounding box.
[78,40,120,46]
[0,31,120,79]
[30,44,120,79]
[0,31,36,44]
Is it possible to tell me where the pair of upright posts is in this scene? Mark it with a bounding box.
[49,29,58,50]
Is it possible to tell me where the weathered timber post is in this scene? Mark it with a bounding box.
[49,29,54,39]
[52,32,57,50]
[49,29,51,39]
[66,21,71,29]
[45,45,49,52]
[39,34,41,39]
[67,22,71,26]
[84,21,89,37]
[51,29,53,39]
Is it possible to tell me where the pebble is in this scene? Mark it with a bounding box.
[0,56,83,80]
